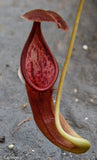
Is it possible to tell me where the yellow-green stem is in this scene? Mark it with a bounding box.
[55,0,90,149]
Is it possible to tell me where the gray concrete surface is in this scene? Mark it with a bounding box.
[0,0,97,159]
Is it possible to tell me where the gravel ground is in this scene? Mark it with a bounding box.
[0,0,97,159]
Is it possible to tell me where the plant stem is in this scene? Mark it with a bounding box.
[55,0,90,148]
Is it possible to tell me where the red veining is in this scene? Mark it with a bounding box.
[26,84,79,153]
[21,22,58,91]
[26,24,55,88]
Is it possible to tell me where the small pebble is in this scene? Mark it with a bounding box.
[69,153,73,158]
[85,117,88,121]
[75,98,79,102]
[8,144,14,149]
[82,44,88,50]
[32,149,35,152]
[73,88,78,93]
[62,152,66,155]
[90,98,94,103]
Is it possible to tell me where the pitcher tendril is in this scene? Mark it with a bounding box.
[55,0,90,151]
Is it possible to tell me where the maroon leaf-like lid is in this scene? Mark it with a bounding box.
[21,9,69,31]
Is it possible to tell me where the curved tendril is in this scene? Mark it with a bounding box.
[55,0,91,149]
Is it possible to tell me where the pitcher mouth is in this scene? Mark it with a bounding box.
[21,22,59,91]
